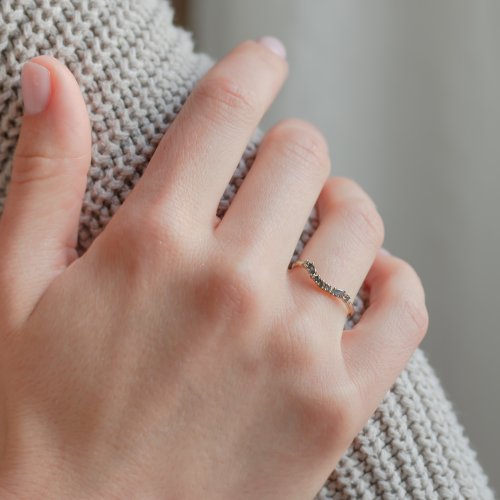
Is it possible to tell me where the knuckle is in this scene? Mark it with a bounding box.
[393,258,420,281]
[337,197,385,247]
[11,153,88,186]
[327,177,364,198]
[265,320,360,450]
[125,206,187,251]
[105,206,199,279]
[193,77,259,124]
[320,177,378,213]
[267,122,330,177]
[289,374,360,454]
[210,255,266,316]
[395,291,429,343]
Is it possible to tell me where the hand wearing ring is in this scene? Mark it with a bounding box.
[0,38,429,500]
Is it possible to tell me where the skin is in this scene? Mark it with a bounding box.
[0,41,428,499]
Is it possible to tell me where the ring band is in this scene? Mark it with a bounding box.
[290,260,355,317]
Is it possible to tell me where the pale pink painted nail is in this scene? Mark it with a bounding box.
[379,247,391,256]
[257,36,287,60]
[21,62,51,115]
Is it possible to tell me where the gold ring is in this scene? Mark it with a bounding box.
[290,260,354,317]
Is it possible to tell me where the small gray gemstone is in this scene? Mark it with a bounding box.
[324,285,331,292]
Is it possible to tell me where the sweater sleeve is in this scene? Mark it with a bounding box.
[317,348,495,500]
[0,1,495,499]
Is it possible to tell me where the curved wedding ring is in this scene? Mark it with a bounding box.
[290,260,355,317]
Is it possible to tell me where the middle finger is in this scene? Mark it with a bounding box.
[216,119,330,270]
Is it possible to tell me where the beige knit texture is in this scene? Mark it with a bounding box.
[0,1,495,498]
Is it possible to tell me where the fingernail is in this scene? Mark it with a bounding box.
[379,247,391,256]
[21,62,51,115]
[257,36,287,60]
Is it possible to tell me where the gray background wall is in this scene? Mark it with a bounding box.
[188,0,500,493]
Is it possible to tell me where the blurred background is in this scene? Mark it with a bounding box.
[174,0,500,491]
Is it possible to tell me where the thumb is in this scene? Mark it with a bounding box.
[0,56,91,322]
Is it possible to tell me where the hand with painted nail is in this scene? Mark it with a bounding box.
[0,39,428,500]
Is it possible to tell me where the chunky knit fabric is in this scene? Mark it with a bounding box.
[0,1,495,498]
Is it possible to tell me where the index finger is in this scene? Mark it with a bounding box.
[125,39,288,232]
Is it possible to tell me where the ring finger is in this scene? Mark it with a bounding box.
[290,177,385,327]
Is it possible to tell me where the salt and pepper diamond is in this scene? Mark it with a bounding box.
[301,260,351,305]
[305,261,316,275]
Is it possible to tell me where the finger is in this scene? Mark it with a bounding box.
[216,119,330,267]
[342,251,428,420]
[0,56,91,321]
[123,39,288,233]
[290,178,385,324]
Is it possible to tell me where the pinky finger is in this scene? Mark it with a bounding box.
[341,251,429,418]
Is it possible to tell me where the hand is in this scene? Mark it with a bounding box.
[0,40,428,499]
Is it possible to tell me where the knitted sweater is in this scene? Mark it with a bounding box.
[0,1,495,498]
